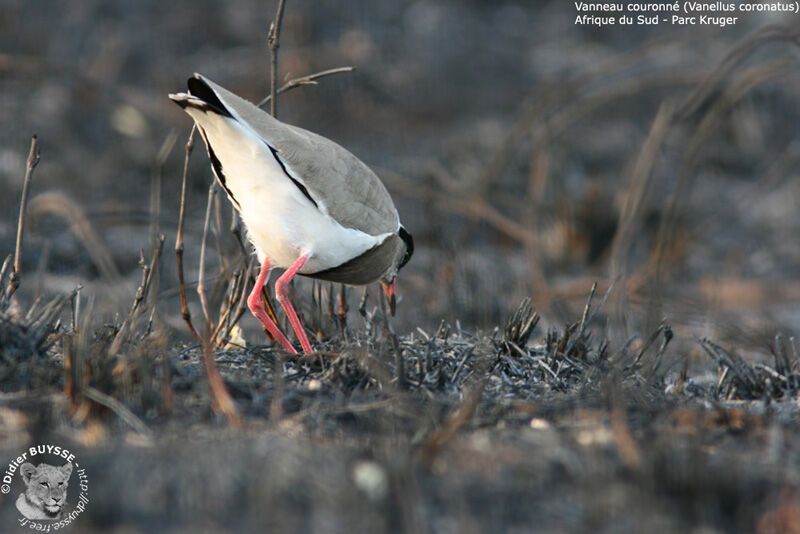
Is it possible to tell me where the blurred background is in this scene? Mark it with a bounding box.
[3,3,800,532]
[1,0,799,360]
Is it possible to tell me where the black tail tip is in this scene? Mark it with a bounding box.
[185,75,232,118]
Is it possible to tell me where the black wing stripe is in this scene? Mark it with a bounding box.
[266,144,319,209]
[198,127,241,210]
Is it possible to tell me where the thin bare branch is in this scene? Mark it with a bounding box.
[176,126,202,344]
[267,0,288,117]
[211,264,249,346]
[257,66,356,108]
[211,188,230,275]
[226,270,259,342]
[378,285,405,388]
[151,131,177,246]
[9,135,41,299]
[197,183,217,327]
[109,235,165,357]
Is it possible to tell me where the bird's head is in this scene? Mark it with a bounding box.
[380,226,413,315]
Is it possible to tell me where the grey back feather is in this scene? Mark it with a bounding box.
[196,75,399,237]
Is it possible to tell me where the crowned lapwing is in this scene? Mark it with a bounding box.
[169,74,413,354]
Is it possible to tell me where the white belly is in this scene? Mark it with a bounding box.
[188,108,386,272]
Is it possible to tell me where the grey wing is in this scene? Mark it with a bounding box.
[198,75,400,237]
[273,129,400,236]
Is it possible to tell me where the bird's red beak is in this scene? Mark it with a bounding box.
[381,279,397,316]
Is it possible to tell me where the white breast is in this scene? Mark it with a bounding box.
[187,109,389,272]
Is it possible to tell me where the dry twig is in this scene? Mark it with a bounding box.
[267,0,288,118]
[28,192,121,281]
[197,183,217,327]
[202,330,241,427]
[9,135,40,299]
[109,235,165,358]
[257,66,356,109]
[175,126,202,344]
[83,386,152,437]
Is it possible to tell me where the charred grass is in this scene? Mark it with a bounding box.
[1,267,799,532]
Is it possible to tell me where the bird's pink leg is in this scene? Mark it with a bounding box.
[275,253,313,354]
[247,258,297,354]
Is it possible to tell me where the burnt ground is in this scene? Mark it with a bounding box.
[2,1,800,532]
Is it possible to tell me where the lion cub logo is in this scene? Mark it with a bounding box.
[15,462,72,520]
